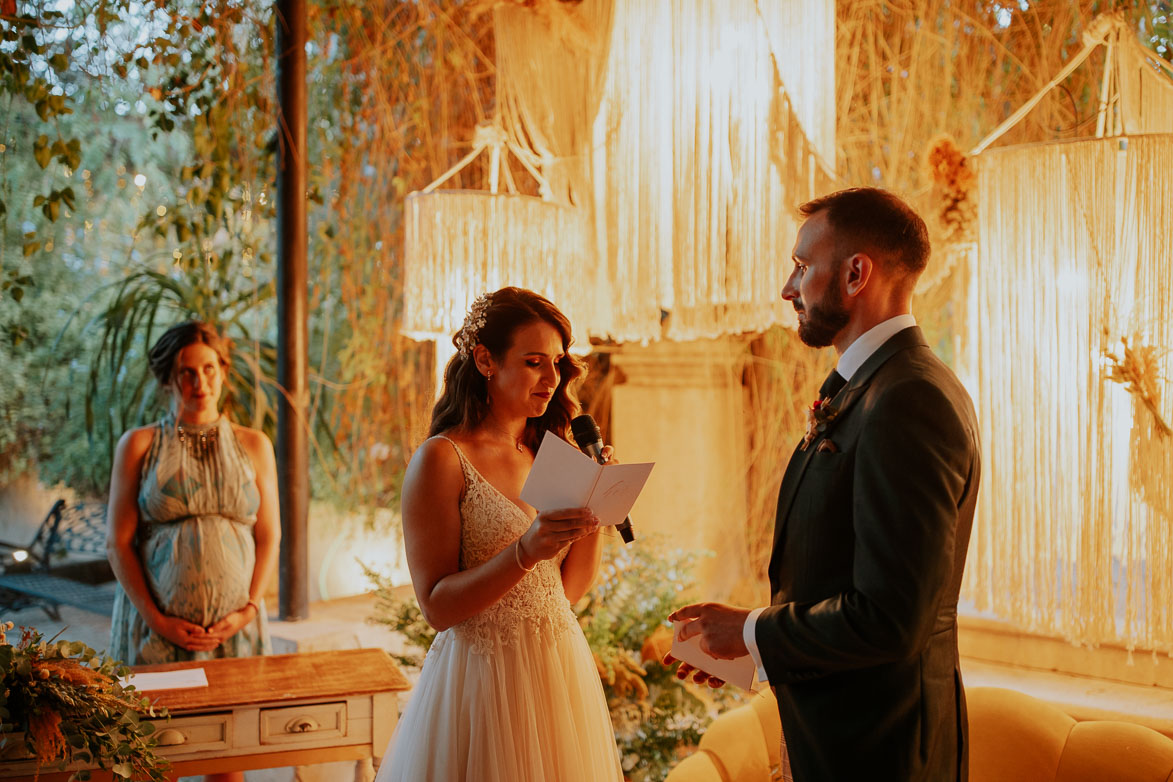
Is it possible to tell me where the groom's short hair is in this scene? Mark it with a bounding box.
[798,188,930,280]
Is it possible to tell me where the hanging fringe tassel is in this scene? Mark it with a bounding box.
[402,190,594,350]
[966,135,1173,653]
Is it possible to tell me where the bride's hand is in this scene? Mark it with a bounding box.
[519,507,599,563]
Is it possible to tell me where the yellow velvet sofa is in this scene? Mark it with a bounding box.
[663,686,1173,782]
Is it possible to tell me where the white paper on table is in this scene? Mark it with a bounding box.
[520,431,654,527]
[120,668,209,691]
[670,620,757,691]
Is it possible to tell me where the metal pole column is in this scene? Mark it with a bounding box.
[275,0,308,621]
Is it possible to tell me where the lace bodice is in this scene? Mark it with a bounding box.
[434,436,577,655]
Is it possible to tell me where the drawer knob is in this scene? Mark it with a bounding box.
[286,716,320,734]
[156,728,187,746]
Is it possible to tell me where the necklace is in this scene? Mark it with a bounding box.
[175,418,220,459]
[483,423,525,453]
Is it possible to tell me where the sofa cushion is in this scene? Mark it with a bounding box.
[749,689,783,770]
[695,697,773,780]
[1056,720,1173,782]
[666,684,1173,782]
[663,751,727,782]
[957,687,1075,782]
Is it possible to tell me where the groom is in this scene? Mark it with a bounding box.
[671,188,980,782]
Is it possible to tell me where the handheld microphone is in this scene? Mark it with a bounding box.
[570,414,635,544]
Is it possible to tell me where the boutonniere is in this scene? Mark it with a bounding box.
[801,397,839,451]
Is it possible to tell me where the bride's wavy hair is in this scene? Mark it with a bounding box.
[428,287,586,450]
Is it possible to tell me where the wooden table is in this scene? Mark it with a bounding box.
[0,648,410,781]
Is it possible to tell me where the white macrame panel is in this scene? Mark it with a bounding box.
[966,135,1173,652]
[402,190,594,351]
[591,0,833,342]
[493,0,615,340]
[1116,33,1173,135]
[754,0,836,172]
[494,0,614,206]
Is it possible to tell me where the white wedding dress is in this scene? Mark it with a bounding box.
[375,436,623,782]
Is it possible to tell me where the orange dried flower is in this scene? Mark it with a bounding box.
[35,659,106,687]
[609,654,649,701]
[640,624,674,665]
[926,134,976,241]
[29,707,67,765]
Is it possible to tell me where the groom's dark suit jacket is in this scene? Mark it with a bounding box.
[757,326,980,782]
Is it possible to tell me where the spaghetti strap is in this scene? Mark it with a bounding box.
[431,435,476,492]
[432,434,466,463]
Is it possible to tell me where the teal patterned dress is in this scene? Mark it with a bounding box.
[109,415,271,664]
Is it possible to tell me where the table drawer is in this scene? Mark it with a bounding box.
[152,712,231,756]
[260,701,347,745]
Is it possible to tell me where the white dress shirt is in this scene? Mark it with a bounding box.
[743,313,917,683]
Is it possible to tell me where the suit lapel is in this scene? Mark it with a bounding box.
[771,326,930,555]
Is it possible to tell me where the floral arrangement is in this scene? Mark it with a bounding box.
[0,622,170,781]
[576,538,740,780]
[926,134,976,243]
[365,537,739,782]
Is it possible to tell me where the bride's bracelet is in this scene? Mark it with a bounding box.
[514,539,536,573]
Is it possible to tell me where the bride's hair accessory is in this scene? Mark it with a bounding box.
[455,292,493,359]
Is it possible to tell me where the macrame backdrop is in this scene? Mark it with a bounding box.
[965,20,1173,650]
[403,190,594,349]
[494,0,615,208]
[754,0,835,172]
[588,0,833,342]
[491,0,615,343]
[480,0,834,344]
[400,2,611,349]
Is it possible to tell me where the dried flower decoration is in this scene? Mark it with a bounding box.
[455,292,493,359]
[926,134,976,243]
[1105,334,1172,438]
[0,624,171,779]
[801,397,840,451]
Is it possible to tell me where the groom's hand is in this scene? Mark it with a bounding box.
[668,602,751,659]
[662,655,726,688]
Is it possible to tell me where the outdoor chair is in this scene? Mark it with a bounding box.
[0,498,117,620]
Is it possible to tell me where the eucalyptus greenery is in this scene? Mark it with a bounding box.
[0,623,170,781]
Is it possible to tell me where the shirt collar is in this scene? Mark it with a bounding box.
[836,314,917,382]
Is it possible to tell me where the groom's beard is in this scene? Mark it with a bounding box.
[795,285,849,348]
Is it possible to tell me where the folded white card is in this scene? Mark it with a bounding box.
[520,431,654,527]
[670,620,757,690]
[121,668,209,691]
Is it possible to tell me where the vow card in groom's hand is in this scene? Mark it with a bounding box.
[520,431,654,527]
[670,621,757,690]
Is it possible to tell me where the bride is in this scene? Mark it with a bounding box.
[375,287,624,781]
